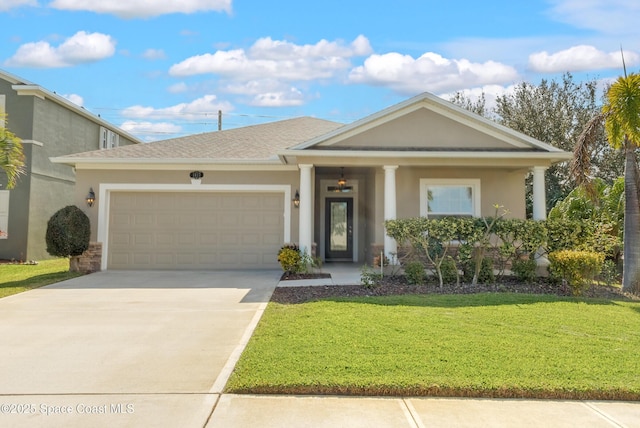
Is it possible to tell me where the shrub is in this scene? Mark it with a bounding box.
[277,244,301,274]
[598,259,621,287]
[360,265,382,288]
[46,205,90,261]
[462,257,495,284]
[548,250,605,296]
[439,256,458,285]
[511,258,537,283]
[404,261,426,285]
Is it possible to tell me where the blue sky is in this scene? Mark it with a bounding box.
[1,0,639,141]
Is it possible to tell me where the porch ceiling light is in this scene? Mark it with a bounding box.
[86,188,96,207]
[329,167,353,192]
[337,167,347,188]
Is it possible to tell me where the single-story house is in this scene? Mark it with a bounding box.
[52,92,571,271]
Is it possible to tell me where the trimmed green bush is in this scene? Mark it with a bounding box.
[462,257,495,284]
[45,205,90,259]
[548,250,605,296]
[511,258,537,283]
[404,261,426,285]
[439,256,458,285]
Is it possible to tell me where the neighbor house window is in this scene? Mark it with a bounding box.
[99,126,119,149]
[0,191,9,239]
[0,94,6,128]
[420,179,481,218]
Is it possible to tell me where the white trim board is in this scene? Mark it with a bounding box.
[97,183,292,270]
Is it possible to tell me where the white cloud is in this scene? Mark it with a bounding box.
[221,78,309,107]
[120,120,182,134]
[48,0,232,19]
[62,93,84,106]
[0,0,37,11]
[529,45,640,73]
[120,121,184,143]
[142,48,166,60]
[348,52,519,94]
[168,82,189,93]
[169,35,372,81]
[547,0,640,35]
[249,88,305,107]
[122,95,233,120]
[4,31,115,68]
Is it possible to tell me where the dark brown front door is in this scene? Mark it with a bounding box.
[325,197,353,260]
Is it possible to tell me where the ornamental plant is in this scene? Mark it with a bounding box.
[548,250,605,296]
[277,244,301,274]
[45,205,90,271]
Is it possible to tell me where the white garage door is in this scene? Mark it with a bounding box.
[108,192,284,270]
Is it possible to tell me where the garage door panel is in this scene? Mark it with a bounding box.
[133,233,153,245]
[156,233,174,245]
[133,253,152,266]
[263,232,282,246]
[108,191,284,270]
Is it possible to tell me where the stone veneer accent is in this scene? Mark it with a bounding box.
[75,242,102,273]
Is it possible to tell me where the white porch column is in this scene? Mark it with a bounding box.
[298,164,313,255]
[531,166,550,274]
[383,165,399,262]
[532,166,547,220]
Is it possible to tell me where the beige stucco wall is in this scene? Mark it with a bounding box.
[330,109,516,149]
[394,166,527,219]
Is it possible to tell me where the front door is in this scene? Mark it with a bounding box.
[325,197,353,260]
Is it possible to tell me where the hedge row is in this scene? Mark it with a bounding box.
[384,216,618,289]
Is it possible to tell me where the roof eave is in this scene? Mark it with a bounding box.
[279,149,572,165]
[50,156,289,168]
[12,84,144,145]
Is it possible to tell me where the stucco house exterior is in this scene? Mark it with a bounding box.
[0,70,142,261]
[52,92,571,271]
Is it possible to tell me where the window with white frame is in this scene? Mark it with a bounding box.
[0,191,9,239]
[420,179,481,218]
[99,126,119,149]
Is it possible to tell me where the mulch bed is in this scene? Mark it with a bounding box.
[272,274,638,304]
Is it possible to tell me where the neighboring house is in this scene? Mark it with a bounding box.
[52,93,571,271]
[0,70,142,261]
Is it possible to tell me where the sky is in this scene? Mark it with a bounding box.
[1,0,639,142]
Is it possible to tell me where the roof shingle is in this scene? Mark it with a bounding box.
[66,117,343,160]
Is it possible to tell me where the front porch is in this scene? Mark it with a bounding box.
[296,164,549,266]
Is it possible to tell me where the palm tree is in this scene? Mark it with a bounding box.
[572,72,640,293]
[0,113,25,189]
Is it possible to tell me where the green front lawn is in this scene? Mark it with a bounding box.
[0,258,83,298]
[226,293,640,399]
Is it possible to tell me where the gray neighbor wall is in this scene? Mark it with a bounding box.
[0,77,136,261]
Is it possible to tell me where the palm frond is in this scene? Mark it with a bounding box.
[0,127,25,189]
[570,112,605,197]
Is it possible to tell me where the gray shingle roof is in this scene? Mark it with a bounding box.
[66,117,343,160]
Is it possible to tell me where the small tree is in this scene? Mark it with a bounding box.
[46,206,90,271]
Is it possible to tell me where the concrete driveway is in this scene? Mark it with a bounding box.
[0,270,280,428]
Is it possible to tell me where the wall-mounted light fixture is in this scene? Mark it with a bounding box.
[86,188,96,207]
[293,190,300,208]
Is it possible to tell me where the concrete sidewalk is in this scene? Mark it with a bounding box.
[207,395,640,428]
